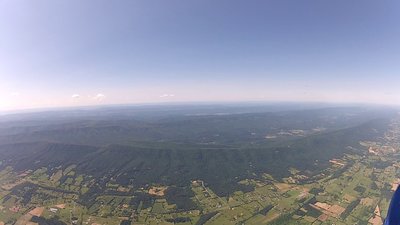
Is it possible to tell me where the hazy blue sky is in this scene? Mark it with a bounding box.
[1,0,400,110]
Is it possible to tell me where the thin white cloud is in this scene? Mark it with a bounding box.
[71,94,80,98]
[160,94,175,98]
[94,93,105,101]
[10,92,20,97]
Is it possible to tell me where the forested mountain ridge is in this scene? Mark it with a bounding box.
[0,105,397,224]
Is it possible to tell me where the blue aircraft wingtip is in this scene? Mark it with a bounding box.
[385,184,400,225]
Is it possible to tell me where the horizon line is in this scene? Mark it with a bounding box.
[0,100,398,116]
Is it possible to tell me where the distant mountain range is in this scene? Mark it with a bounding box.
[0,104,396,199]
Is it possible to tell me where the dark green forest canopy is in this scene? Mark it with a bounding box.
[0,105,396,198]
